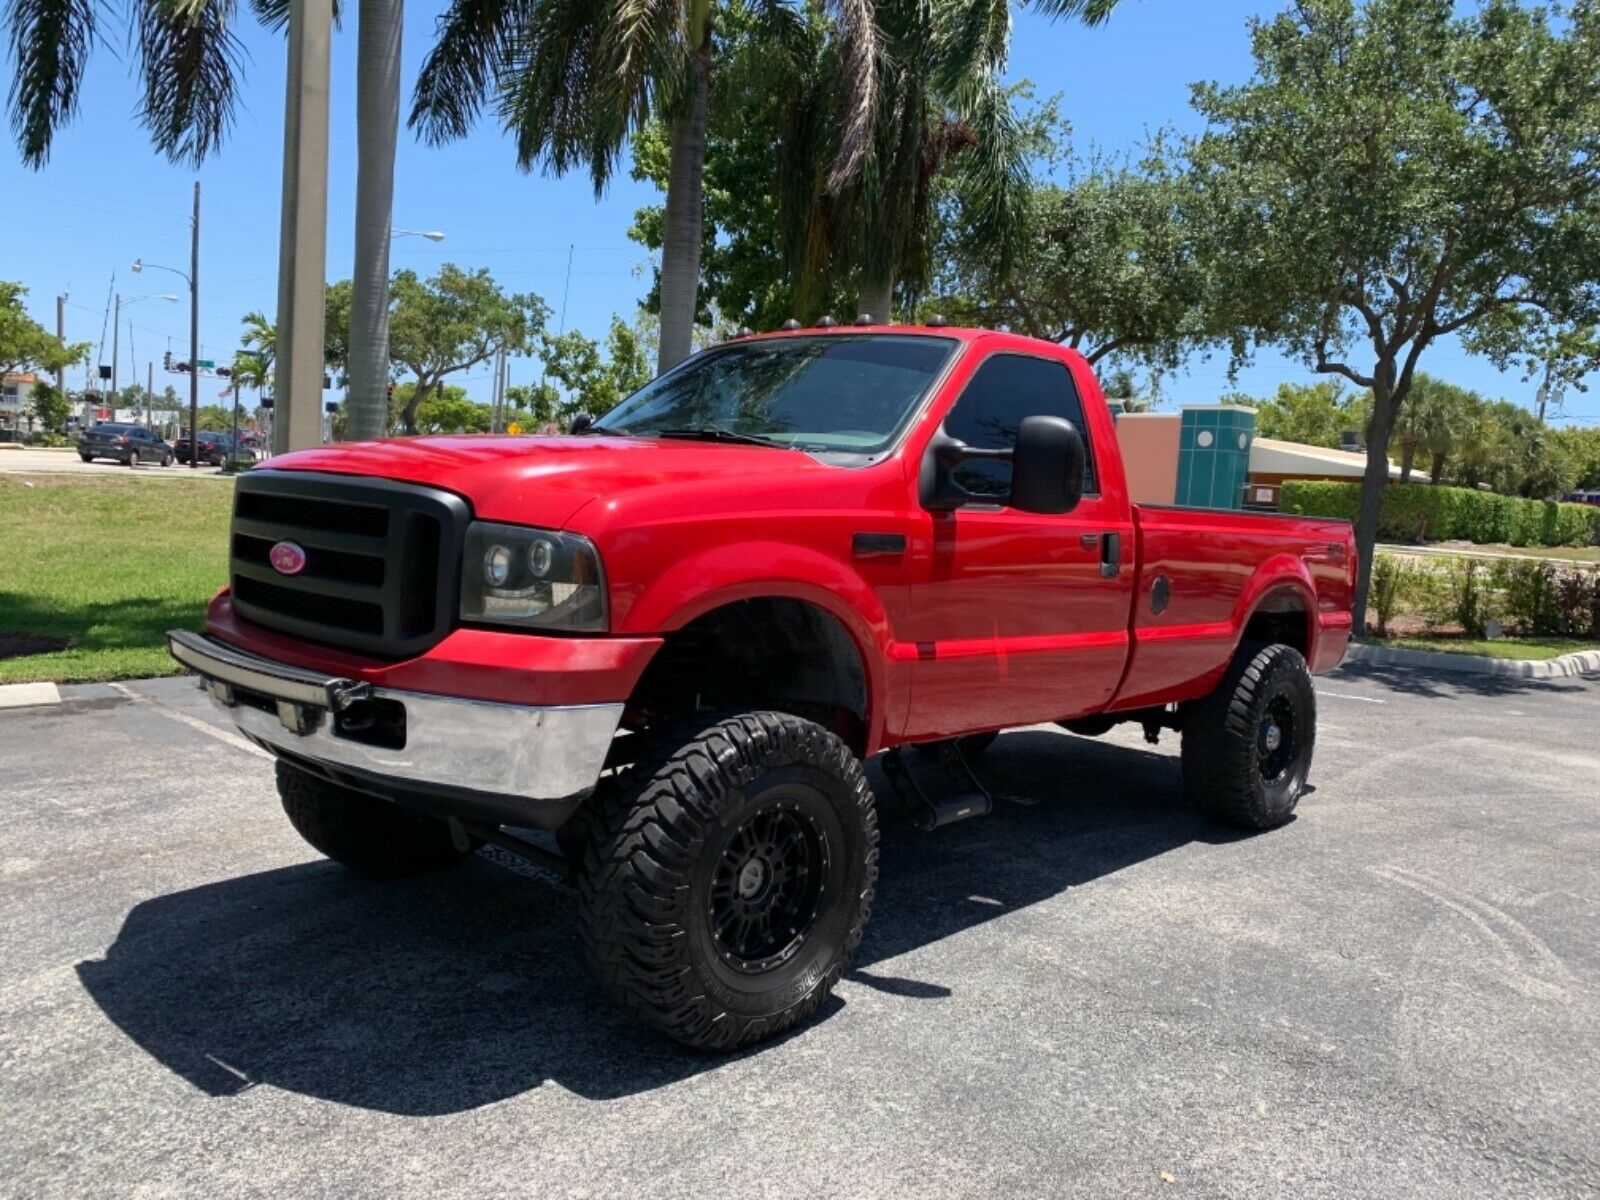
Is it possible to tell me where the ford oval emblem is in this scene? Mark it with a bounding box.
[269,541,308,576]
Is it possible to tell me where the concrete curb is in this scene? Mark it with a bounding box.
[1347,641,1600,679]
[0,682,63,709]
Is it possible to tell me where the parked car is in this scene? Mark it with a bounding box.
[79,423,173,466]
[174,432,252,466]
[169,324,1355,1051]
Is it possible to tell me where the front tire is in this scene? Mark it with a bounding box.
[275,761,474,877]
[579,712,878,1051]
[79,453,93,463]
[1181,643,1315,830]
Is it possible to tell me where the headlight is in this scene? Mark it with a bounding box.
[460,523,607,632]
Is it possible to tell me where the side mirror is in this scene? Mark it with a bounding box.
[919,414,1086,515]
[1011,416,1086,514]
[568,411,594,434]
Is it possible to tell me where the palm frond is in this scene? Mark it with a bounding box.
[932,0,1010,94]
[248,0,342,34]
[824,0,879,192]
[408,0,522,144]
[944,66,1029,273]
[6,0,97,167]
[496,0,622,187]
[1026,0,1120,24]
[137,0,247,166]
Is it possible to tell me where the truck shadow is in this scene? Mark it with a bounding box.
[76,728,1227,1115]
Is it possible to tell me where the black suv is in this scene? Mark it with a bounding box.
[79,424,173,466]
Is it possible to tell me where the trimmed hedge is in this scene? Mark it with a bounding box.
[1280,480,1600,547]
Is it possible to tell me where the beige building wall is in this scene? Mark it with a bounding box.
[1114,412,1181,505]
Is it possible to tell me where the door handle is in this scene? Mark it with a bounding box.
[1099,532,1121,578]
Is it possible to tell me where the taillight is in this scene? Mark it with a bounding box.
[117,436,128,445]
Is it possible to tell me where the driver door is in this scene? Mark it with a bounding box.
[901,352,1135,740]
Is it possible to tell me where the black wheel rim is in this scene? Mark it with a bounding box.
[1258,692,1299,785]
[709,801,829,975]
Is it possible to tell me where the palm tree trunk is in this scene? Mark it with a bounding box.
[857,272,893,325]
[657,53,710,375]
[1400,442,1416,484]
[345,0,403,441]
[1429,451,1447,484]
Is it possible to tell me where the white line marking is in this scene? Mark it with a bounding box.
[109,683,271,759]
[1316,689,1386,704]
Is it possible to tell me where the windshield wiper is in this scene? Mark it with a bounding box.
[651,425,792,449]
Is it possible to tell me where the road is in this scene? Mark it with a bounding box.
[2,664,1598,1198]
[0,449,227,477]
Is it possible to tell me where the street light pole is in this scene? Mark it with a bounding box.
[111,294,121,397]
[190,182,201,469]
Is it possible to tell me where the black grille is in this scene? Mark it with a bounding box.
[229,471,470,658]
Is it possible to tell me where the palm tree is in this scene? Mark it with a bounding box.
[776,0,1120,324]
[7,0,254,167]
[409,0,881,374]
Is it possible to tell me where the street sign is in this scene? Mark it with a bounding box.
[196,358,215,369]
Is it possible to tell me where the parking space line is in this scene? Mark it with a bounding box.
[1315,689,1386,704]
[108,683,272,759]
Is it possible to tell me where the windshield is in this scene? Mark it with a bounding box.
[594,334,958,455]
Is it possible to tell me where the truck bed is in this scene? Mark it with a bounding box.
[1108,504,1356,712]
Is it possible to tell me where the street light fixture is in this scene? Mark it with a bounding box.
[393,229,446,242]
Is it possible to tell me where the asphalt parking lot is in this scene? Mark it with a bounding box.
[2,664,1597,1198]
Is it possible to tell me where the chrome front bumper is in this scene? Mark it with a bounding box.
[168,630,622,821]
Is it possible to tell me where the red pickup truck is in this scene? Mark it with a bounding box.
[169,325,1354,1049]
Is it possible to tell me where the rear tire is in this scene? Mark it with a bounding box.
[79,453,93,463]
[579,711,878,1051]
[275,760,473,878]
[1181,643,1315,830]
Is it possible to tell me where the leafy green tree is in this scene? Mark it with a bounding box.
[27,382,71,432]
[1190,0,1600,632]
[1228,381,1361,450]
[933,136,1213,369]
[0,282,85,378]
[387,265,546,434]
[1553,426,1600,492]
[547,314,654,416]
[410,0,879,374]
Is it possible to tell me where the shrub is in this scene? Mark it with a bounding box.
[1279,481,1600,547]
[1497,560,1556,633]
[1443,558,1491,636]
[1369,554,1416,637]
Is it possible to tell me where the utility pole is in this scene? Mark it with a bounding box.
[273,0,333,456]
[189,182,201,468]
[111,294,121,397]
[54,295,66,396]
[147,362,154,430]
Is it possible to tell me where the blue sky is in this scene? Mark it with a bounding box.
[2,0,1593,425]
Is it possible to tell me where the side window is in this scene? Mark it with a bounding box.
[941,354,1098,501]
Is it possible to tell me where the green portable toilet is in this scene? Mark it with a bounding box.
[1175,404,1256,510]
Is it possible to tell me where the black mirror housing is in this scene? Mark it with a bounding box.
[919,415,1087,515]
[1011,416,1086,515]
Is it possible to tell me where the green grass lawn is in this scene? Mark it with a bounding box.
[0,474,231,683]
[1372,634,1600,661]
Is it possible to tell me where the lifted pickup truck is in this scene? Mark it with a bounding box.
[169,326,1353,1049]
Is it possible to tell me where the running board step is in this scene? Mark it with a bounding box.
[882,742,994,830]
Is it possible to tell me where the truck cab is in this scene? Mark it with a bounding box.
[170,325,1354,1050]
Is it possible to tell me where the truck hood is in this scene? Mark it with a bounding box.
[260,434,838,528]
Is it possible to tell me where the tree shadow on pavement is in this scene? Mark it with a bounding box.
[1330,660,1595,700]
[77,727,1220,1115]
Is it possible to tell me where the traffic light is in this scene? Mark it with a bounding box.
[163,351,172,371]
